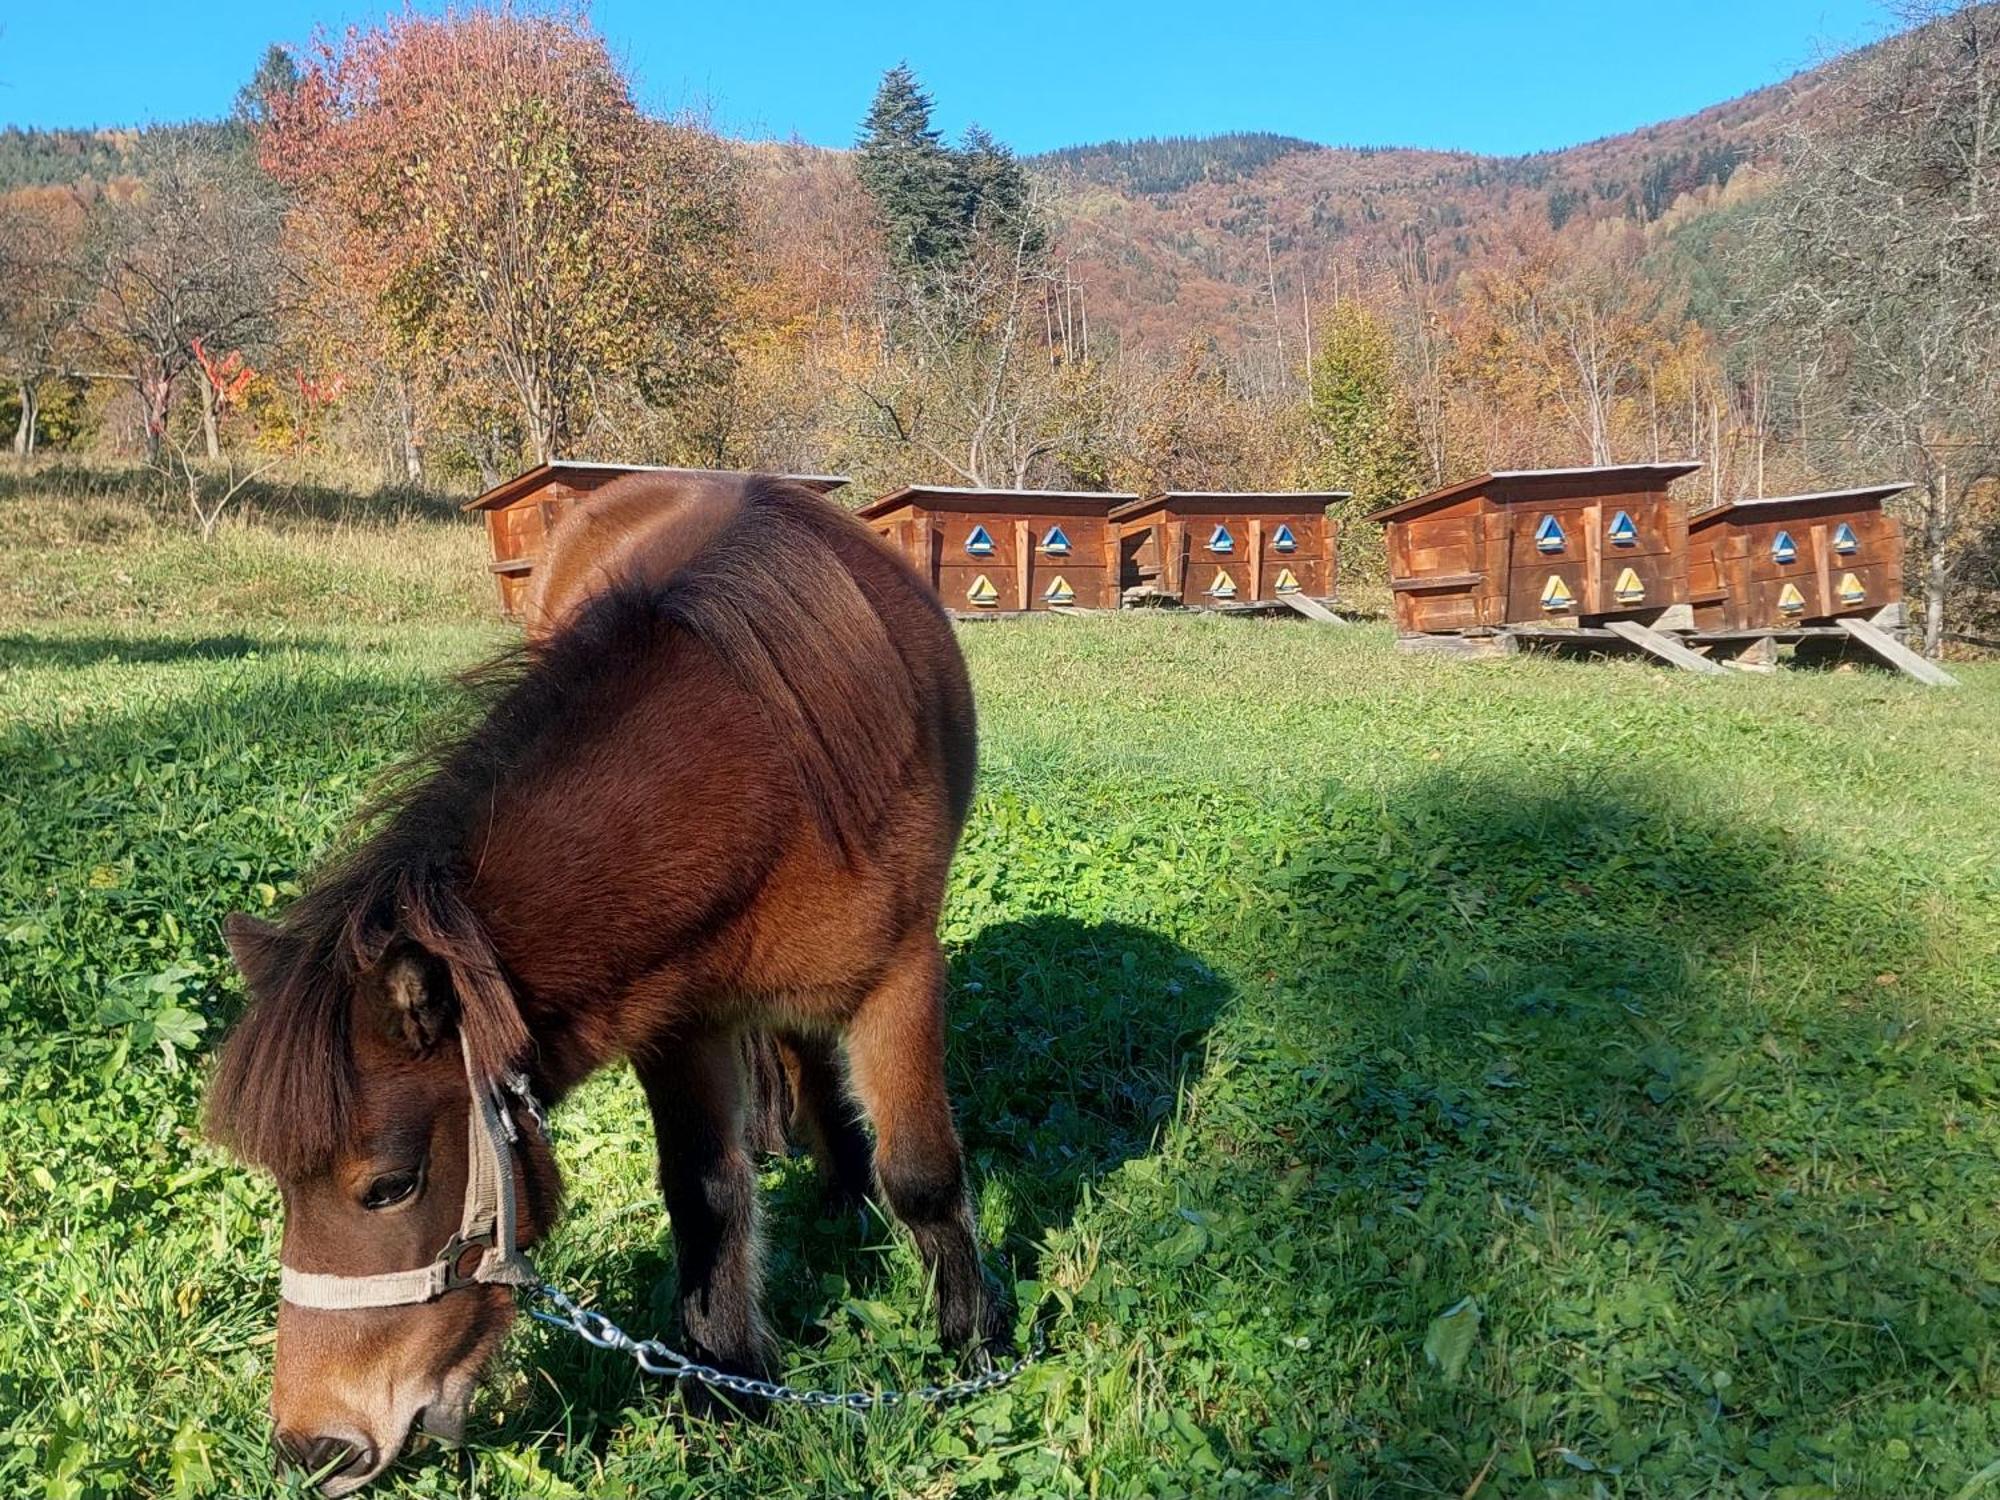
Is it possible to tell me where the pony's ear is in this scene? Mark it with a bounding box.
[221,911,282,981]
[360,939,458,1057]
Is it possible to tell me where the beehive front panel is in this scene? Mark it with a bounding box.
[1253,513,1331,600]
[936,512,1110,611]
[1184,514,1254,604]
[1503,494,1684,622]
[1739,516,1829,622]
[1027,513,1110,609]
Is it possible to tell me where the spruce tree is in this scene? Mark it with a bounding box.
[855,64,968,271]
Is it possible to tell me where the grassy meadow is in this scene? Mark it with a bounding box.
[4,472,2000,1498]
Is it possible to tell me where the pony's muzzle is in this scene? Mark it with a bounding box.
[275,1426,381,1491]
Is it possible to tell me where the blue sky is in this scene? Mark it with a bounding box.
[2,1,1888,156]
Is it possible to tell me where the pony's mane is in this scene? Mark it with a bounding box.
[207,478,918,1177]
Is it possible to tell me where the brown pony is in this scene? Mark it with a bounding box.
[207,473,992,1492]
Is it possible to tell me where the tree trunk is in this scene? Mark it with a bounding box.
[1924,503,1948,659]
[12,380,36,458]
[140,368,172,465]
[201,378,221,462]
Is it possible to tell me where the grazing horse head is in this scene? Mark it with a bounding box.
[210,876,558,1493]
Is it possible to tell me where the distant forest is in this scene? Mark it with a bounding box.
[1033,132,1322,194]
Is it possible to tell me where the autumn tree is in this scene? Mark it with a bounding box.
[0,186,86,457]
[1305,299,1424,510]
[263,10,737,468]
[69,139,281,462]
[1749,0,2000,653]
[1300,297,1426,582]
[1114,336,1295,494]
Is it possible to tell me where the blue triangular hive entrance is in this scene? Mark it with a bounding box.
[1272,523,1297,553]
[1208,524,1235,554]
[965,524,995,556]
[1772,530,1798,564]
[1534,514,1567,553]
[1608,510,1638,546]
[1040,525,1071,556]
[1832,523,1858,555]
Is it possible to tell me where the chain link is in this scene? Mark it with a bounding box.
[526,1280,1044,1410]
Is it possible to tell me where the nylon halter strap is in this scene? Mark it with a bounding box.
[278,1035,541,1310]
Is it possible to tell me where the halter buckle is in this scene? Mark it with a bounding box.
[436,1228,499,1291]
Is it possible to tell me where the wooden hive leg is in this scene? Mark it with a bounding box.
[1604,619,1729,675]
[1836,618,1960,687]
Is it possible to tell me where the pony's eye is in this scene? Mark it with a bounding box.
[362,1169,420,1210]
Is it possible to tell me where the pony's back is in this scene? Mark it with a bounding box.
[516,471,975,858]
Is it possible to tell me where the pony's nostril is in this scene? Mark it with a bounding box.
[274,1429,377,1481]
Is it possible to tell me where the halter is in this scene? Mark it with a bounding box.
[278,1036,542,1310]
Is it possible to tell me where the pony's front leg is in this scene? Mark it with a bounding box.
[634,1031,775,1413]
[842,934,1004,1353]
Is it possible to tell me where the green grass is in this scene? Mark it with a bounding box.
[4,485,2000,1498]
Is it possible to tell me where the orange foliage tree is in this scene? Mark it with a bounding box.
[261,9,737,469]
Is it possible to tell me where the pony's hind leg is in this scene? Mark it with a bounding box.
[841,935,1002,1352]
[779,1030,874,1216]
[634,1031,776,1411]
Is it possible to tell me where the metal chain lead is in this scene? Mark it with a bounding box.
[527,1280,1046,1409]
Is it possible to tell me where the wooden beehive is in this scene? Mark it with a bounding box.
[1687,484,1907,632]
[1368,463,1702,640]
[465,462,849,617]
[855,486,1133,615]
[1110,491,1347,607]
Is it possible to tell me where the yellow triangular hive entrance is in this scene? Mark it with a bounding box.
[965,574,1000,607]
[1042,574,1075,605]
[1777,581,1806,614]
[1273,567,1301,594]
[1612,567,1645,605]
[1837,572,1866,606]
[1540,574,1575,610]
[1206,570,1237,599]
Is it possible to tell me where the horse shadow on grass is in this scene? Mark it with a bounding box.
[1149,769,1997,1495]
[0,630,338,670]
[502,914,1230,1449]
[0,461,465,524]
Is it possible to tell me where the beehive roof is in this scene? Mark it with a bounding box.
[855,485,1136,520]
[1365,462,1702,524]
[1107,490,1352,522]
[464,462,849,512]
[1687,483,1910,531]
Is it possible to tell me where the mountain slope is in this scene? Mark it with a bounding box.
[1030,71,1818,356]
